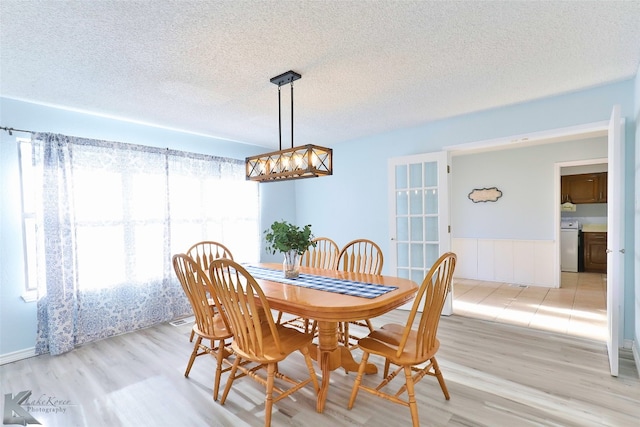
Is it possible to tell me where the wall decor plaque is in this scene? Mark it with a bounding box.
[468,187,503,203]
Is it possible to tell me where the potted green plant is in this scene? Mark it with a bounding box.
[264,220,316,278]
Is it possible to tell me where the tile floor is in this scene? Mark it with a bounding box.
[452,272,607,341]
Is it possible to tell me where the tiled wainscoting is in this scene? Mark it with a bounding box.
[453,238,556,287]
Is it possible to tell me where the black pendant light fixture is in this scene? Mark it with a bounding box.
[245,70,333,182]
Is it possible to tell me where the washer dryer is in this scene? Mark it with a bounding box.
[560,220,580,272]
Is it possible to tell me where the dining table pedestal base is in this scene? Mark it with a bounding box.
[310,321,377,412]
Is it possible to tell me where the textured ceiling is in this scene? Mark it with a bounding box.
[1,1,639,149]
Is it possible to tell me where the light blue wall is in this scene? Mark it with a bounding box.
[0,131,33,356]
[0,97,263,158]
[296,79,636,342]
[451,136,607,240]
[259,180,297,263]
[0,97,275,355]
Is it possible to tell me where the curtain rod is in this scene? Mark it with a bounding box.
[1,126,36,135]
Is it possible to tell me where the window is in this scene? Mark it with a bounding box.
[18,139,40,298]
[19,137,260,294]
[26,133,263,353]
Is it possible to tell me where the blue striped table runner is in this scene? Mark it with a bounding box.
[244,266,397,299]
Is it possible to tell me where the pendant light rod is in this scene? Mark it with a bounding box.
[278,85,282,151]
[270,70,301,150]
[290,81,294,149]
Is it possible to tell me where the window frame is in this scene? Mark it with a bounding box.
[18,138,38,301]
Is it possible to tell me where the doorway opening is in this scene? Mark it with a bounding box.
[448,122,611,342]
[556,158,608,286]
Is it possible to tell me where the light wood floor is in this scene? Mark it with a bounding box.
[1,308,637,426]
[453,272,607,341]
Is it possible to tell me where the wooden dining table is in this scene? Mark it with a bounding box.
[249,263,418,413]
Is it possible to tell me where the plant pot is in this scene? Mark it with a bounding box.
[283,250,300,279]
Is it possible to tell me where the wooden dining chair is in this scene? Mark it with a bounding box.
[337,238,384,275]
[347,252,457,427]
[186,240,234,273]
[185,240,234,342]
[336,238,384,349]
[278,237,340,333]
[172,253,234,401]
[303,236,339,270]
[208,258,319,427]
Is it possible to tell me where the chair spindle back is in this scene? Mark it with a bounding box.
[397,252,456,360]
[209,259,283,358]
[302,237,339,270]
[337,239,384,275]
[187,241,234,275]
[172,254,230,337]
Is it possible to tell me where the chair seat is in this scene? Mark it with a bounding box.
[231,324,314,363]
[359,323,440,366]
[192,313,233,341]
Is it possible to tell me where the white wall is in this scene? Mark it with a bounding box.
[634,63,640,371]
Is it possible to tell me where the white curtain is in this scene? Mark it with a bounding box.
[32,133,259,355]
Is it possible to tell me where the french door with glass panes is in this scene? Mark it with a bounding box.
[388,151,451,313]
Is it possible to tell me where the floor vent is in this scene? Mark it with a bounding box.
[169,316,195,327]
[509,284,528,288]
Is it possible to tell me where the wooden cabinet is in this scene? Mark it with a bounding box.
[583,232,607,273]
[598,172,607,203]
[561,172,607,204]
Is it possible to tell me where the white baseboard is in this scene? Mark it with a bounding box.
[0,347,36,365]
